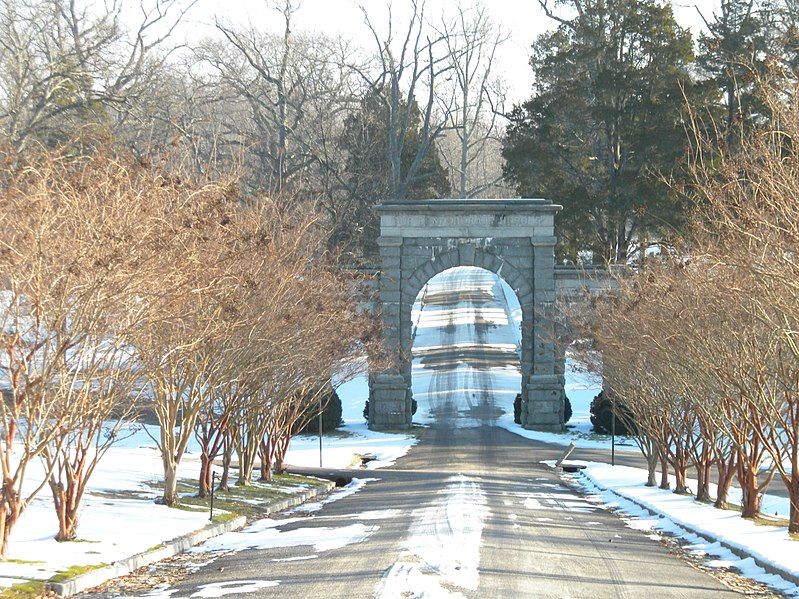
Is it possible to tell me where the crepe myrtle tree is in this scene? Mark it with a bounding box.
[559,63,799,532]
[233,235,376,484]
[133,165,244,507]
[137,186,315,506]
[685,73,799,530]
[575,254,780,512]
[181,193,378,489]
[572,144,797,529]
[34,154,168,541]
[41,340,145,541]
[144,299,240,507]
[268,270,377,475]
[0,148,173,549]
[572,279,693,492]
[189,201,303,495]
[194,375,246,498]
[668,262,778,516]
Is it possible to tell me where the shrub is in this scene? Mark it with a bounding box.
[513,393,523,424]
[564,395,573,424]
[590,390,635,435]
[298,389,342,434]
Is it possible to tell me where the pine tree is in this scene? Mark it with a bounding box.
[503,0,700,263]
[336,90,450,257]
[697,0,774,135]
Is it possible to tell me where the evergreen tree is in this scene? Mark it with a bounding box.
[336,90,450,257]
[697,0,774,135]
[503,0,699,263]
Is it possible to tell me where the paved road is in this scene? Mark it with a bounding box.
[158,268,742,598]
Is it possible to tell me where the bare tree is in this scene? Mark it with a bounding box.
[355,0,453,200]
[43,339,143,541]
[0,0,196,152]
[204,0,356,195]
[0,148,168,550]
[436,2,508,198]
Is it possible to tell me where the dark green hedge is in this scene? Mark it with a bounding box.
[589,390,635,435]
[297,388,342,434]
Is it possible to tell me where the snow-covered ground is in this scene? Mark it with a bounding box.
[0,447,208,587]
[139,479,390,599]
[286,372,417,469]
[564,461,799,596]
[0,266,595,590]
[411,267,633,451]
[375,474,489,598]
[409,267,799,596]
[193,479,381,556]
[0,369,414,588]
[411,267,521,425]
[14,265,795,597]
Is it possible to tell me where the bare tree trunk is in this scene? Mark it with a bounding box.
[218,435,232,492]
[671,445,690,495]
[162,461,179,506]
[789,475,799,534]
[258,437,272,482]
[737,453,761,519]
[273,432,292,474]
[198,453,212,498]
[695,460,712,503]
[714,450,736,509]
[673,465,689,495]
[50,481,73,542]
[0,508,16,558]
[690,428,714,502]
[659,453,670,490]
[55,504,78,542]
[236,437,259,487]
[646,451,658,487]
[460,98,468,197]
[49,475,81,541]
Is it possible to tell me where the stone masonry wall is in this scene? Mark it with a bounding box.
[370,235,566,431]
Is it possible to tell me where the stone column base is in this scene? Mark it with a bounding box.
[368,373,412,430]
[522,374,565,432]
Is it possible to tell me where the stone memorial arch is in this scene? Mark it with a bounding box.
[367,198,565,431]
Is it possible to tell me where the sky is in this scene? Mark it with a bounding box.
[175,0,721,105]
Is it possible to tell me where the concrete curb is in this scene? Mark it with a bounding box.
[571,470,799,589]
[48,479,335,596]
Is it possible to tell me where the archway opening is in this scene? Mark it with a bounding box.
[410,266,522,425]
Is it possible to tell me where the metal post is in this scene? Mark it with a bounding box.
[210,471,217,521]
[611,396,616,466]
[318,394,323,468]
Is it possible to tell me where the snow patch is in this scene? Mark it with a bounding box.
[573,462,799,596]
[189,580,280,598]
[290,477,376,514]
[271,555,318,562]
[352,509,402,520]
[196,522,377,554]
[375,474,489,597]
